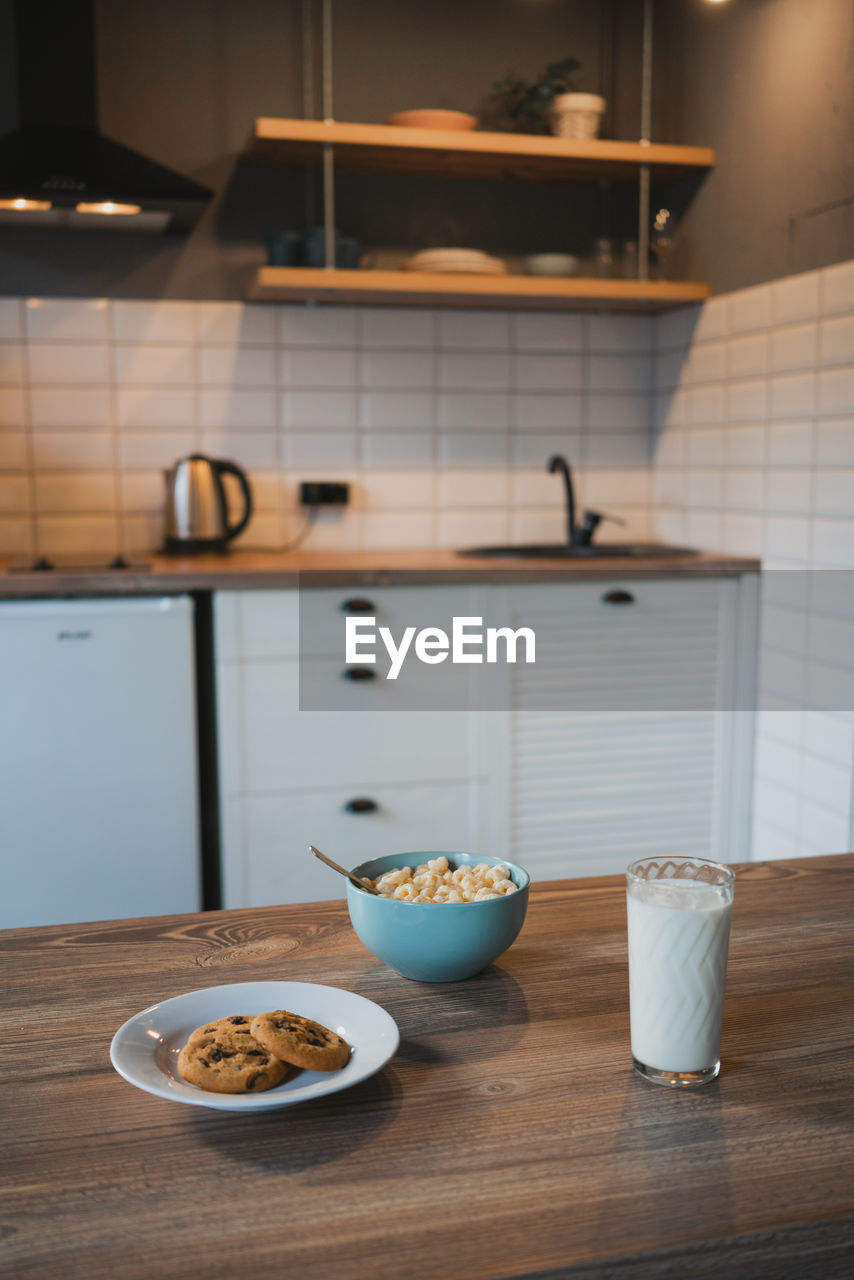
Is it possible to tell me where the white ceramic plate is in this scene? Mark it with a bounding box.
[110,981,400,1112]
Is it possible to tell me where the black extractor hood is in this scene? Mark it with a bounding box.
[0,0,212,233]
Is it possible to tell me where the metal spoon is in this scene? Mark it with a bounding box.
[310,845,381,895]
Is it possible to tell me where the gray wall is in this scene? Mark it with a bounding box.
[0,0,651,299]
[660,0,854,294]
[4,0,850,301]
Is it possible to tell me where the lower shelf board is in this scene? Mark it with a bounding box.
[247,266,710,311]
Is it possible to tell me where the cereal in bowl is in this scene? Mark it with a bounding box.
[370,856,518,904]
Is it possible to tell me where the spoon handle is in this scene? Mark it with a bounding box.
[310,845,380,895]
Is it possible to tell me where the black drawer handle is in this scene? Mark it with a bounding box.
[341,598,375,613]
[344,797,378,814]
[602,590,635,605]
[343,666,376,681]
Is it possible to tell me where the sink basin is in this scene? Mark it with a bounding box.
[456,543,699,560]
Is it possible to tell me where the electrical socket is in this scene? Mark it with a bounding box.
[300,481,350,507]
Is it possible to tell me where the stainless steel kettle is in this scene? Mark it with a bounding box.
[163,454,253,553]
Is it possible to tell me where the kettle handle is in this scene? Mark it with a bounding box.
[214,459,253,542]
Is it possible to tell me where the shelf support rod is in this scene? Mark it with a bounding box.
[301,0,314,120]
[637,0,654,282]
[321,0,336,271]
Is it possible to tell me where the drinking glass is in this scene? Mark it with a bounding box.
[626,856,735,1087]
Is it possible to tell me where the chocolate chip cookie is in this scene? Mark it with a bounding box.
[178,1021,294,1094]
[185,1014,255,1045]
[250,1010,351,1072]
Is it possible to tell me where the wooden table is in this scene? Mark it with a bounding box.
[3,855,853,1279]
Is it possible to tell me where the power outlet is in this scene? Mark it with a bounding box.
[300,481,350,507]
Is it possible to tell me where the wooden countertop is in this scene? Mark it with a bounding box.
[0,547,760,597]
[2,854,851,1280]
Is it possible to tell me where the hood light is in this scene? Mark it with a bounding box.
[75,201,142,215]
[0,197,53,211]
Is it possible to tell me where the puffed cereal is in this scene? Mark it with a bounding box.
[370,856,518,904]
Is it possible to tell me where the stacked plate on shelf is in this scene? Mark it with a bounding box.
[401,248,507,275]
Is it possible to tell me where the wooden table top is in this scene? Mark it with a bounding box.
[3,854,852,1280]
[0,547,759,598]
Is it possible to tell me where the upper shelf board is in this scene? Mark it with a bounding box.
[247,267,711,312]
[247,118,715,185]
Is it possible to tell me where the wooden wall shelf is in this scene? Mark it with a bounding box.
[247,267,710,312]
[247,118,715,184]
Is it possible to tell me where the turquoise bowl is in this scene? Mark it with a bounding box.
[346,851,530,982]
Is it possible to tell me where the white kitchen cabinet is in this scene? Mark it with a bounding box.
[214,586,493,907]
[496,577,758,878]
[214,575,757,906]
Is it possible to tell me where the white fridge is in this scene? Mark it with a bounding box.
[0,596,201,928]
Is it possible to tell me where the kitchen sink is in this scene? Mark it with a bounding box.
[456,543,699,559]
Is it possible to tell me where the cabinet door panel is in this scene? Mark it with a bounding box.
[504,581,740,878]
[241,659,472,789]
[227,782,478,907]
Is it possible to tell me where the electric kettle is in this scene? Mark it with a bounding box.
[163,454,253,553]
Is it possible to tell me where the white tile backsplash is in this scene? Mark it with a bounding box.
[769,372,816,420]
[26,298,110,343]
[0,299,22,340]
[280,348,358,388]
[0,276,846,588]
[115,388,196,430]
[587,354,650,394]
[31,386,112,429]
[437,309,510,351]
[111,300,195,344]
[821,260,854,316]
[361,349,434,389]
[438,351,508,391]
[200,389,277,430]
[361,431,434,468]
[32,431,114,471]
[651,260,854,864]
[285,389,359,429]
[513,352,582,392]
[817,366,854,416]
[770,324,818,373]
[726,284,772,334]
[197,302,276,347]
[114,344,194,386]
[438,391,510,430]
[771,271,821,325]
[27,343,109,385]
[199,345,276,389]
[512,312,583,351]
[362,307,434,350]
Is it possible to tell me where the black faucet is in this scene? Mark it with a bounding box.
[547,455,616,547]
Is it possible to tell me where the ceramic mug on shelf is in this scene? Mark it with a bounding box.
[303,228,365,269]
[268,228,367,269]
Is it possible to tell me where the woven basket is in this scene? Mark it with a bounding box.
[551,93,606,140]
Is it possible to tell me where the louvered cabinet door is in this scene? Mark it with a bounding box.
[500,579,756,879]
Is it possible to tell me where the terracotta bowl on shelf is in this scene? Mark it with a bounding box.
[385,109,477,131]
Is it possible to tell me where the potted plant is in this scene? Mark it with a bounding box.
[491,57,605,139]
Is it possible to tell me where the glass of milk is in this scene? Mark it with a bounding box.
[626,857,735,1087]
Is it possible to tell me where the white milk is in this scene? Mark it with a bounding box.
[627,879,732,1073]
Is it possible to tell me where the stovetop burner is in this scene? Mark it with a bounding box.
[8,555,153,574]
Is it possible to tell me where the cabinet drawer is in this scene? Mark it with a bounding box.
[236,585,479,660]
[236,659,472,790]
[224,781,480,907]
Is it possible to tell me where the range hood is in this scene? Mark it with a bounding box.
[0,0,212,234]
